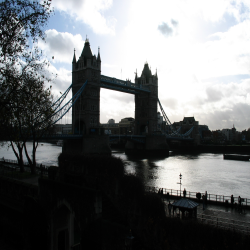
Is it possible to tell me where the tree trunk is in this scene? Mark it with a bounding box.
[24,142,33,168]
[30,140,38,175]
[11,141,24,173]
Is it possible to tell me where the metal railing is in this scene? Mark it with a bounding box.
[0,158,50,177]
[145,186,249,207]
[0,158,51,168]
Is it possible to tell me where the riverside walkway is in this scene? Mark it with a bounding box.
[147,187,250,235]
[1,159,250,235]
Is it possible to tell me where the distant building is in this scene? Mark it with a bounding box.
[212,130,226,143]
[101,119,119,134]
[169,116,199,136]
[119,117,134,134]
[108,119,115,124]
[101,117,134,135]
[166,117,210,144]
[221,125,241,142]
[53,124,72,134]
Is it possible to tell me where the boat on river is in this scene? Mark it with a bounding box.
[223,154,250,161]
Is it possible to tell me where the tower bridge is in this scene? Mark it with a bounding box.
[62,38,169,155]
[55,38,198,155]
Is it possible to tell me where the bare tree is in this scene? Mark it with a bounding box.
[0,0,54,172]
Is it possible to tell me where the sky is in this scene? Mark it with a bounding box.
[39,0,250,131]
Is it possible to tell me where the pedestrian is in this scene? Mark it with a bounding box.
[168,201,172,216]
[183,188,186,198]
[231,195,234,206]
[238,196,241,212]
[205,191,208,205]
[161,188,164,196]
[202,195,205,210]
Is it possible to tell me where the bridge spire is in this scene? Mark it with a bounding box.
[72,48,76,63]
[97,46,101,62]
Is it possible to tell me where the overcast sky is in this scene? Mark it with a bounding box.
[40,0,250,131]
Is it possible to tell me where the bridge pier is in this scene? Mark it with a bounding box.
[62,135,111,156]
[125,135,169,156]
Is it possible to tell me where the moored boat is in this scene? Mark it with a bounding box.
[223,154,250,161]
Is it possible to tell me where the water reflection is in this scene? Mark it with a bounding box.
[113,150,250,198]
[1,144,250,198]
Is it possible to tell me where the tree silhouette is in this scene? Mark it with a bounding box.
[0,0,54,172]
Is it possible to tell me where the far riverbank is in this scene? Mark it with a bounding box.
[168,144,250,154]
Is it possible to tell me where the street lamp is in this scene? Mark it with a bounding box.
[177,173,182,196]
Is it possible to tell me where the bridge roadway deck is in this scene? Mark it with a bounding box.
[38,134,193,142]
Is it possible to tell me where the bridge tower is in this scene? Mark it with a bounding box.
[134,62,158,135]
[64,38,110,155]
[72,38,101,135]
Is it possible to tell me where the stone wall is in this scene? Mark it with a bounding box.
[62,135,111,156]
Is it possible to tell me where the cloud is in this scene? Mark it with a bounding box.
[171,19,178,27]
[52,0,116,35]
[197,102,250,130]
[39,29,97,64]
[206,87,223,102]
[158,19,178,37]
[39,0,250,130]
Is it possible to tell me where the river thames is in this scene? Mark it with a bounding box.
[1,141,250,198]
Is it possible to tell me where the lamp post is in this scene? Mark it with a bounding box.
[177,173,182,196]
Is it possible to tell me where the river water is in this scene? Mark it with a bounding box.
[1,141,250,198]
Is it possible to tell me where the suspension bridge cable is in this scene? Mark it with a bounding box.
[51,80,88,125]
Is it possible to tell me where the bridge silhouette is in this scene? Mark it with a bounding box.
[45,75,194,142]
[39,38,196,155]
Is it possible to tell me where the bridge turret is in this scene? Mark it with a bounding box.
[97,47,101,71]
[72,48,76,71]
[135,62,158,135]
[72,38,101,135]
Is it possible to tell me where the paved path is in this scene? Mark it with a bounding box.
[164,198,250,234]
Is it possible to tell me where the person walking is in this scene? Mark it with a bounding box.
[183,188,186,198]
[238,196,242,212]
[202,195,205,210]
[205,191,208,206]
[231,195,234,207]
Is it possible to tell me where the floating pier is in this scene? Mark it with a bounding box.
[223,154,250,161]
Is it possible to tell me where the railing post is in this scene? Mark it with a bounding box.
[216,195,217,202]
[223,196,224,203]
[171,189,172,195]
